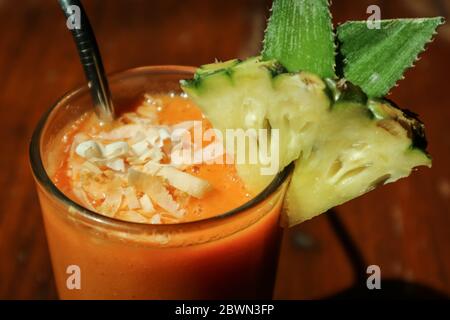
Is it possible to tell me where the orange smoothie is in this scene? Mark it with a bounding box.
[31,66,288,299]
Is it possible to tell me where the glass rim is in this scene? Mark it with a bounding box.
[29,65,293,232]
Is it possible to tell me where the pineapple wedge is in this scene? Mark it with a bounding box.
[181,57,431,226]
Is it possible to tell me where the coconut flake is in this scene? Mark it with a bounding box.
[75,140,103,159]
[103,141,129,159]
[70,134,90,169]
[157,166,212,199]
[149,148,164,162]
[148,127,171,148]
[137,147,163,163]
[136,105,157,120]
[72,183,96,211]
[170,132,188,146]
[127,131,147,145]
[98,186,123,217]
[81,161,103,174]
[124,186,140,209]
[128,149,162,166]
[139,194,155,212]
[150,214,161,224]
[169,140,191,166]
[143,161,162,175]
[131,140,149,156]
[128,169,184,218]
[158,128,171,141]
[143,162,211,198]
[145,127,161,146]
[79,172,108,200]
[106,158,125,172]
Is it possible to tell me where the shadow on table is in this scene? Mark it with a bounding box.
[323,210,449,299]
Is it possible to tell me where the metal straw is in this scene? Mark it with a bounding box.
[58,0,115,122]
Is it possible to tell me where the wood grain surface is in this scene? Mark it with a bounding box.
[0,0,449,299]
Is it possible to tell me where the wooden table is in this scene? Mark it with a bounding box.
[0,0,449,299]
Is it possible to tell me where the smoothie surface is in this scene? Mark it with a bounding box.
[52,94,251,224]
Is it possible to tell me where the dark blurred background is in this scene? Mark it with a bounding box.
[0,0,449,299]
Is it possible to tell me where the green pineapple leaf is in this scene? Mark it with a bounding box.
[337,17,444,97]
[262,0,335,78]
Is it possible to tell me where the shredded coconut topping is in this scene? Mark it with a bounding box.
[67,94,213,224]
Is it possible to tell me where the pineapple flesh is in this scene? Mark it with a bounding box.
[181,57,431,226]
